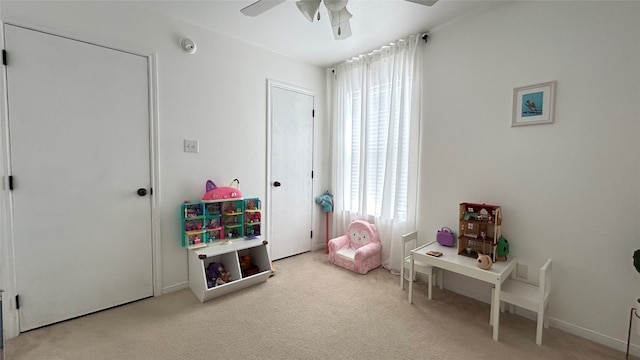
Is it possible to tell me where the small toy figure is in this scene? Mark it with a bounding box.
[477,253,493,270]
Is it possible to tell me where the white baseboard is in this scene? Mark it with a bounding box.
[551,317,638,357]
[162,281,188,295]
[312,243,326,252]
[412,275,637,357]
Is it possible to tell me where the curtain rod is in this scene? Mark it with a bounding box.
[330,33,429,73]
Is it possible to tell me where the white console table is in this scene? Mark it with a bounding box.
[409,241,516,341]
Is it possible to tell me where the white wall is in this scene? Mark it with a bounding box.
[0,0,329,336]
[418,1,640,352]
[3,0,638,354]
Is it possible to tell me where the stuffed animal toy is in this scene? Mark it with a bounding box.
[206,262,231,288]
[202,179,242,201]
[315,193,333,212]
[239,255,259,277]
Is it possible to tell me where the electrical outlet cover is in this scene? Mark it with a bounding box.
[184,139,199,153]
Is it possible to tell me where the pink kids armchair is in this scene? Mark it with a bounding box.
[328,220,381,274]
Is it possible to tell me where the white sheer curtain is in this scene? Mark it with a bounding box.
[329,34,422,272]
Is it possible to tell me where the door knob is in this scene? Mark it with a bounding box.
[137,188,148,196]
[273,181,281,187]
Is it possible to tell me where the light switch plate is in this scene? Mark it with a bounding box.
[184,139,199,153]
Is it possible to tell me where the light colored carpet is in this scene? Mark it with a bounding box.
[5,250,629,360]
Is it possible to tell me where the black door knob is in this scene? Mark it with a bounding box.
[137,188,148,196]
[273,181,281,187]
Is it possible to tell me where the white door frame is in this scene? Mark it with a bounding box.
[265,79,316,258]
[0,23,162,339]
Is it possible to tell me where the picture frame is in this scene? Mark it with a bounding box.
[512,80,556,127]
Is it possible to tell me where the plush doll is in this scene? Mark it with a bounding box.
[206,262,231,288]
[315,193,333,212]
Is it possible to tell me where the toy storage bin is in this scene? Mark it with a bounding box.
[244,211,261,224]
[205,217,221,230]
[205,228,223,243]
[201,252,241,289]
[222,200,244,215]
[204,202,221,217]
[238,245,270,279]
[186,231,205,247]
[188,238,271,302]
[182,202,204,218]
[184,218,204,232]
[244,198,261,211]
[245,224,261,237]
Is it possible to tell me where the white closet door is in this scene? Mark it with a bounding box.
[268,83,314,260]
[5,25,153,331]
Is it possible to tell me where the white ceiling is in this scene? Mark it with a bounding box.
[140,0,504,68]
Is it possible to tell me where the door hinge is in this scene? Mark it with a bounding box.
[16,294,20,309]
[2,50,6,66]
[150,187,153,195]
[312,109,315,118]
[8,175,14,191]
[311,171,314,179]
[310,230,313,238]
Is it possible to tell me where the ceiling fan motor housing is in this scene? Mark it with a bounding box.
[323,0,348,12]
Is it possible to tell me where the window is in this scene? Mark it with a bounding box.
[343,77,412,221]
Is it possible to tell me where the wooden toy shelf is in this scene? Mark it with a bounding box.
[457,202,502,262]
[181,198,268,302]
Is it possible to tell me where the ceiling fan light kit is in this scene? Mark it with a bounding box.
[241,0,437,40]
[327,7,352,27]
[332,19,351,39]
[323,0,348,12]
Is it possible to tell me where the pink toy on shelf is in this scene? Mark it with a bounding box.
[201,179,242,201]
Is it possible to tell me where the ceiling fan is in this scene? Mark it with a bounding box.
[241,0,438,40]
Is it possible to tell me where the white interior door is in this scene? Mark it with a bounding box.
[5,25,153,331]
[268,82,314,260]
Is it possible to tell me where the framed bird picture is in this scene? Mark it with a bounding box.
[512,80,556,127]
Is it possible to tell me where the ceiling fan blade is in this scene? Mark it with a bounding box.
[327,7,352,27]
[332,19,352,40]
[404,0,438,6]
[240,0,287,16]
[296,0,322,22]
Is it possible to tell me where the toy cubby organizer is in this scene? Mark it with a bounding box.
[181,198,261,250]
[181,197,269,302]
[457,202,502,262]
